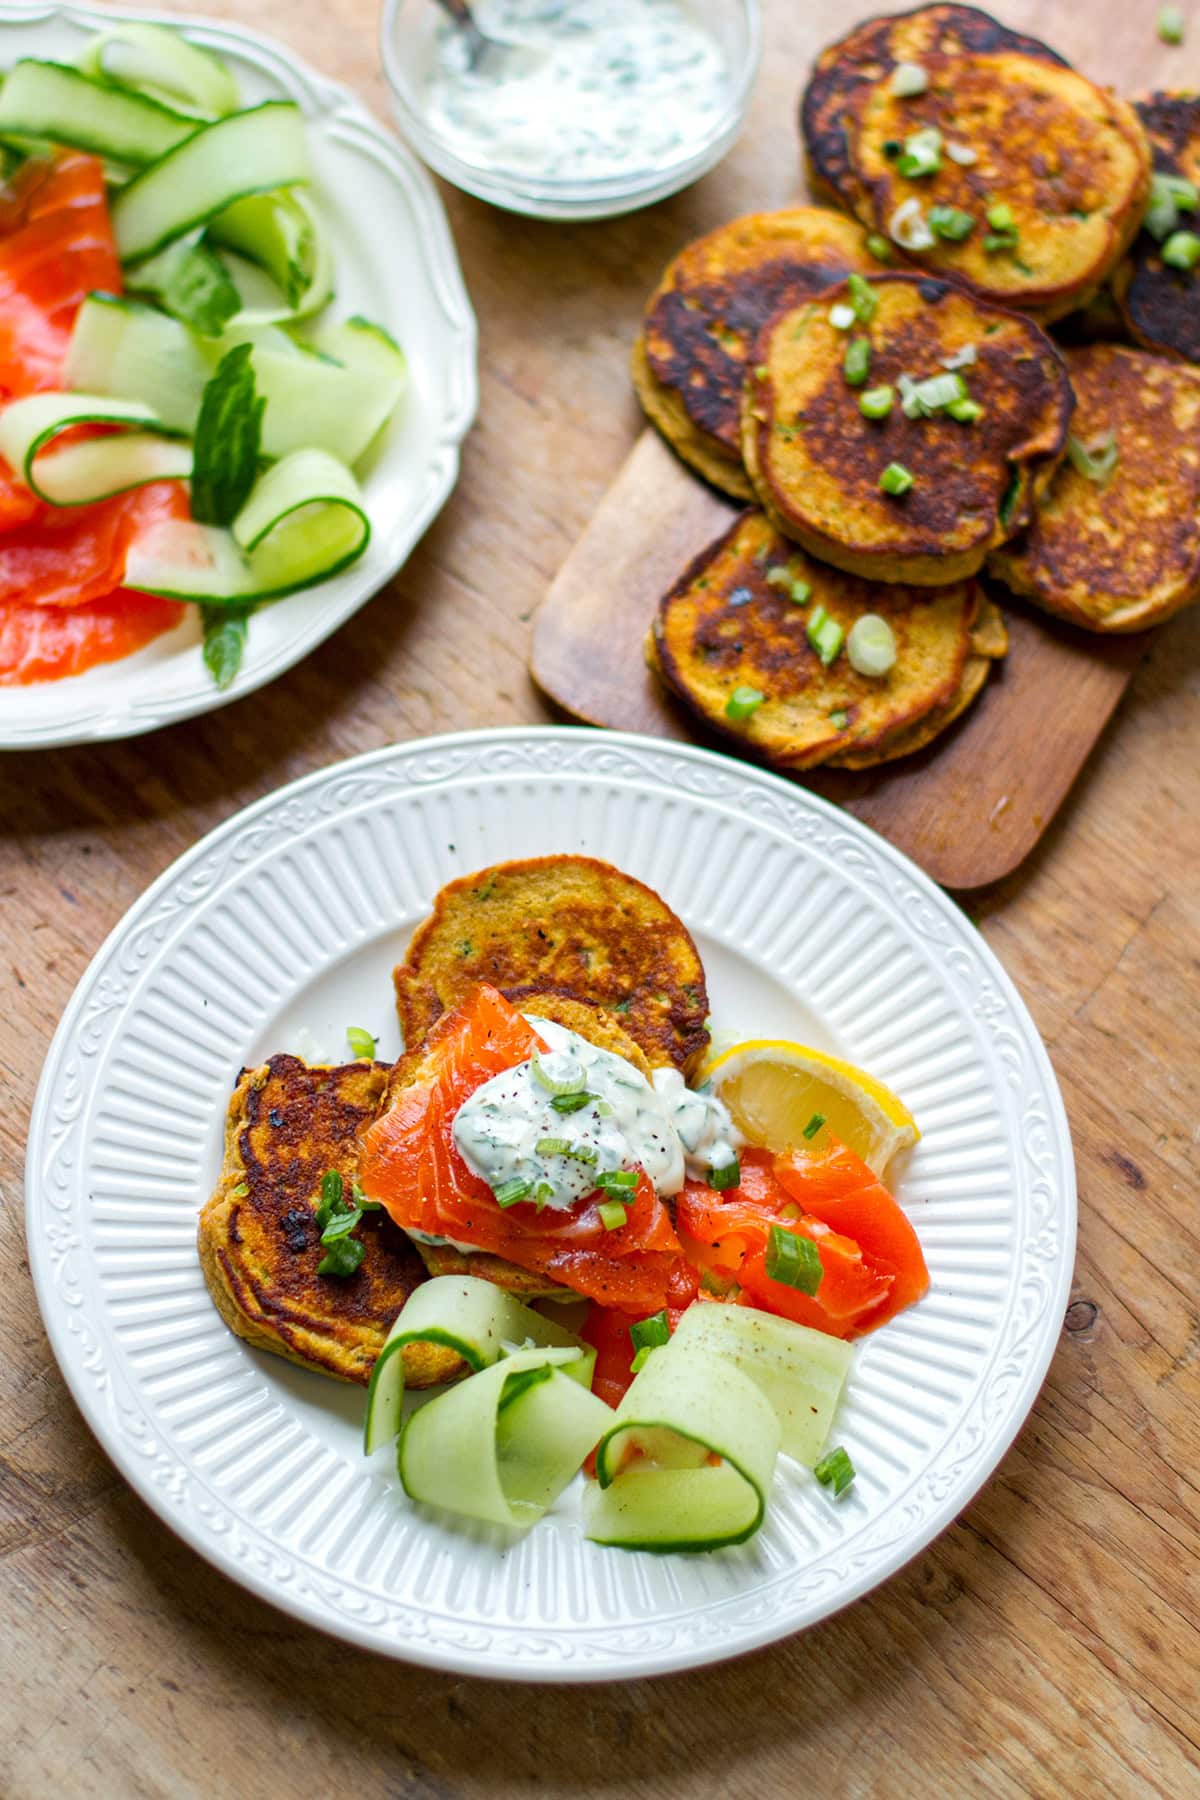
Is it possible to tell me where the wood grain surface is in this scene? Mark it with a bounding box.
[2,2,1199,1797]
[531,431,1151,888]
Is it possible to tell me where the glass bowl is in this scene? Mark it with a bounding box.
[380,0,762,222]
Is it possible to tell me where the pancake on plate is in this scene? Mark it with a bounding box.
[1115,93,1200,363]
[648,507,1000,769]
[633,208,890,499]
[393,856,710,1077]
[801,3,1150,324]
[988,344,1200,631]
[741,272,1073,585]
[198,1054,460,1387]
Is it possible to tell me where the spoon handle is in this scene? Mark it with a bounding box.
[433,0,488,57]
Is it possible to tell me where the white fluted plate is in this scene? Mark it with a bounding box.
[26,729,1075,1679]
[0,4,477,749]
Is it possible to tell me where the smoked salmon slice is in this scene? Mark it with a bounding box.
[358,985,692,1313]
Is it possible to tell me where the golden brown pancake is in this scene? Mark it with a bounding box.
[199,1055,460,1388]
[649,508,989,770]
[828,598,1006,767]
[1115,94,1200,363]
[633,208,890,499]
[741,273,1073,585]
[394,857,710,1077]
[988,344,1200,631]
[802,4,1150,324]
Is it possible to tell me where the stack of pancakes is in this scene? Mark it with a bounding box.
[199,857,709,1391]
[636,4,1200,773]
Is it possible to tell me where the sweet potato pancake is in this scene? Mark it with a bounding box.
[741,273,1073,585]
[394,857,710,1076]
[830,596,1006,768]
[988,344,1200,631]
[801,4,1150,323]
[199,1055,459,1388]
[649,508,991,770]
[633,208,888,499]
[1115,94,1200,363]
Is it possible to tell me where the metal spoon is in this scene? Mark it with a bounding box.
[432,0,545,82]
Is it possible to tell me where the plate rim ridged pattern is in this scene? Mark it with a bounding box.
[0,2,478,750]
[25,728,1076,1680]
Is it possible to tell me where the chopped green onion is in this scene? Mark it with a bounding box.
[813,1445,856,1497]
[535,1135,572,1156]
[1066,431,1119,485]
[754,363,768,380]
[1145,172,1198,241]
[352,1178,381,1213]
[914,371,968,412]
[315,1169,345,1231]
[550,1091,594,1113]
[534,1182,555,1209]
[568,1143,598,1165]
[803,1111,827,1140]
[947,397,983,423]
[1163,229,1200,269]
[493,1177,533,1208]
[890,60,928,97]
[829,301,856,331]
[867,232,893,262]
[791,579,812,604]
[630,1311,671,1351]
[318,1235,366,1278]
[880,461,914,495]
[929,204,975,242]
[830,709,849,731]
[847,272,878,324]
[596,1168,638,1197]
[597,1199,628,1231]
[897,126,942,178]
[707,1154,742,1191]
[1158,5,1185,44]
[844,336,871,386]
[765,1225,823,1294]
[847,614,897,677]
[945,141,978,166]
[765,564,792,587]
[941,344,977,370]
[986,202,1015,231]
[807,605,844,666]
[983,231,1020,253]
[629,1345,656,1374]
[726,685,765,721]
[531,1049,585,1096]
[232,1181,249,1197]
[889,197,934,250]
[699,1267,739,1298]
[859,384,894,420]
[346,1026,377,1060]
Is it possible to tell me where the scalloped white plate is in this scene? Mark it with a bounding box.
[26,729,1075,1679]
[0,4,477,749]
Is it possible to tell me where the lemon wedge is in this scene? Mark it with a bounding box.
[700,1039,918,1177]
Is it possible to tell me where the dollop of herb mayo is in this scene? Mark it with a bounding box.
[452,1016,741,1210]
[419,0,731,183]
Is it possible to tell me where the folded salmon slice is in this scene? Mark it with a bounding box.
[358,985,691,1312]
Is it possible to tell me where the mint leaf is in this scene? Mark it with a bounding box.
[200,603,251,689]
[190,342,264,527]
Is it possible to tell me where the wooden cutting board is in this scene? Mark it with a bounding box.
[532,429,1151,890]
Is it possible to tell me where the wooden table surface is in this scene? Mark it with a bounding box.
[3,2,1198,1794]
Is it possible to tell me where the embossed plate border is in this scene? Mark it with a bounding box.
[25,729,1076,1679]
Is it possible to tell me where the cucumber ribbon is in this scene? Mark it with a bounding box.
[365,1277,611,1530]
[0,394,370,603]
[584,1346,781,1552]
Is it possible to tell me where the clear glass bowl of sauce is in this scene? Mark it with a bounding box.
[381,0,762,220]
